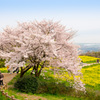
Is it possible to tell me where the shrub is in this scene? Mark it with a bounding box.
[14,75,38,94]
[36,76,72,95]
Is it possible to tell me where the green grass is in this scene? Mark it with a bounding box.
[6,88,83,100]
[35,93,82,100]
[4,88,26,100]
[0,91,11,100]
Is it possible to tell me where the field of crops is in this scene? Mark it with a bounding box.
[0,67,8,73]
[79,56,100,63]
[81,64,100,90]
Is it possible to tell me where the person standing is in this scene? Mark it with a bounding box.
[97,59,99,63]
[7,65,10,73]
[0,71,4,85]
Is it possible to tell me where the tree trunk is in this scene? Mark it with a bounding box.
[20,72,24,78]
[31,66,35,75]
[20,67,24,78]
[35,68,39,77]
[34,61,45,77]
[20,64,32,78]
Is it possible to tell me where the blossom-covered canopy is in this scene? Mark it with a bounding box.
[0,20,85,91]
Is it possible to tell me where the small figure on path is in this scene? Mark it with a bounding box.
[0,71,4,85]
[81,60,83,63]
[97,59,99,63]
[80,60,83,66]
[7,65,10,73]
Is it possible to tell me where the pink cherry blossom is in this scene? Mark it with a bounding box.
[0,20,85,91]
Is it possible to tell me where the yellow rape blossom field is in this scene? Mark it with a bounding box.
[45,56,100,90]
[81,64,100,90]
[0,67,8,73]
[79,56,100,63]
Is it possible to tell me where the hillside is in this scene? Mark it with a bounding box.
[0,55,100,100]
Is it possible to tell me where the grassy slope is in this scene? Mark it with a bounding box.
[1,55,100,100]
[7,71,81,100]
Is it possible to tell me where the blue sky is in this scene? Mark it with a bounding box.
[0,0,100,43]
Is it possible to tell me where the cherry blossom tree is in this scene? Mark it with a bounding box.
[0,20,85,91]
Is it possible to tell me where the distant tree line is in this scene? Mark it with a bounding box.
[80,51,100,58]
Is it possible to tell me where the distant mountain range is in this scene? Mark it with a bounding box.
[76,43,100,53]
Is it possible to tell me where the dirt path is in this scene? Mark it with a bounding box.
[3,73,17,84]
[17,93,47,100]
[80,62,99,68]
